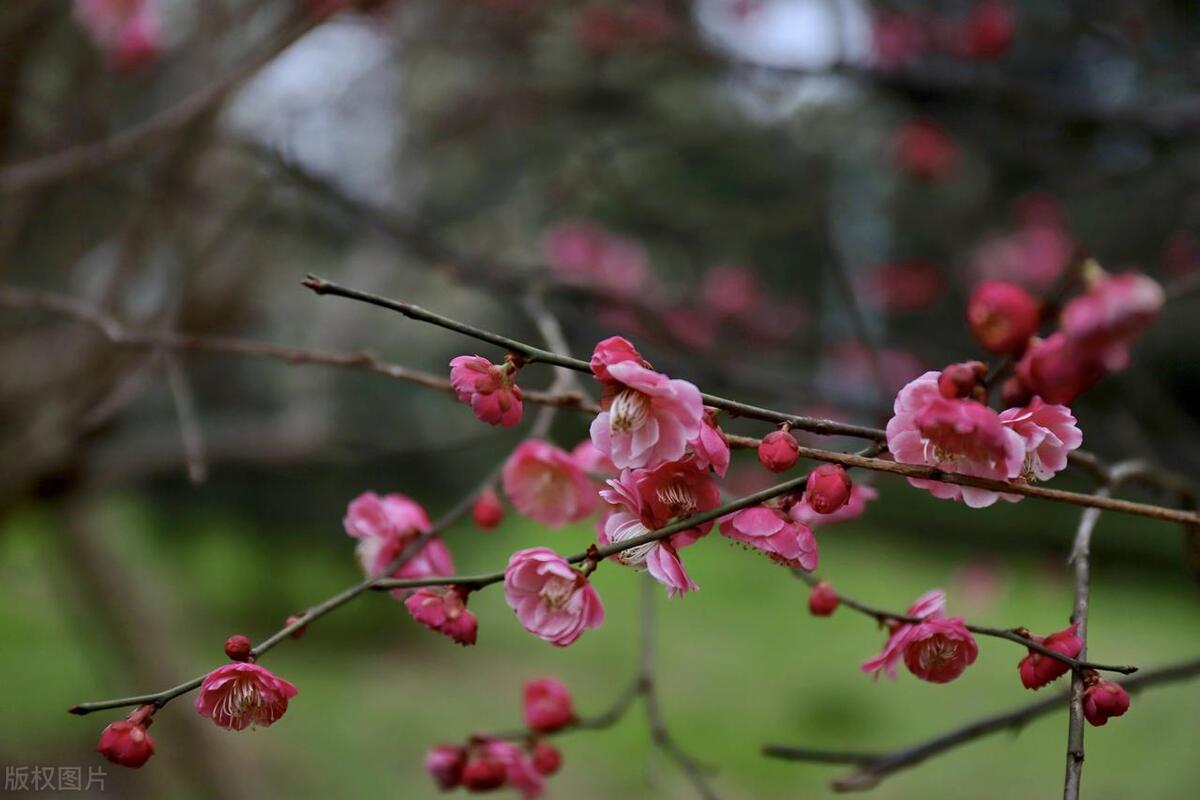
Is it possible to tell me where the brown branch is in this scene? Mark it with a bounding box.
[762,655,1200,791]
[792,572,1135,676]
[0,14,320,193]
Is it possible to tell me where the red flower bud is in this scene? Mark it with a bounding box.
[285,614,307,639]
[1017,623,1082,690]
[425,745,467,790]
[758,430,799,472]
[96,711,155,769]
[808,581,839,616]
[1082,677,1130,727]
[461,755,508,791]
[522,679,574,733]
[937,361,987,399]
[224,634,253,662]
[967,281,1039,354]
[472,487,505,531]
[530,742,562,776]
[805,465,853,515]
[961,0,1015,61]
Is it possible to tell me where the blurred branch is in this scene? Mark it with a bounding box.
[791,571,1135,676]
[0,12,320,193]
[762,655,1200,791]
[163,351,207,485]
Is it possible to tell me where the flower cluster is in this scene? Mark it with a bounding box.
[344,492,455,587]
[425,679,575,797]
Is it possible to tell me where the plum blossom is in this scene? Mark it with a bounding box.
[404,587,478,646]
[790,483,878,527]
[343,492,454,593]
[503,548,604,646]
[571,440,617,477]
[1013,333,1106,405]
[425,745,467,790]
[481,739,545,799]
[689,407,730,477]
[522,678,574,732]
[195,663,298,731]
[1018,623,1083,690]
[449,355,523,427]
[96,707,155,768]
[598,460,720,596]
[862,589,947,680]
[461,753,508,791]
[805,464,853,515]
[999,398,1083,481]
[721,506,818,571]
[967,280,1040,354]
[903,616,979,683]
[700,265,762,319]
[530,742,562,776]
[502,440,597,527]
[1060,271,1165,371]
[886,372,1025,508]
[808,581,839,616]
[542,221,651,298]
[757,430,799,472]
[1082,676,1130,726]
[589,339,703,470]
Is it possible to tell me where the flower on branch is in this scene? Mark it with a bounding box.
[343,492,455,590]
[861,589,947,680]
[405,587,479,646]
[502,440,597,528]
[449,355,524,428]
[789,483,878,528]
[1082,673,1131,727]
[1017,623,1083,690]
[96,705,156,768]
[504,548,604,647]
[522,678,575,733]
[194,662,298,731]
[720,506,819,572]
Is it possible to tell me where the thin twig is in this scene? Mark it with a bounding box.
[792,572,1136,675]
[762,656,1200,791]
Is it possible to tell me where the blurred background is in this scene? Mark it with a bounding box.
[2,0,1200,797]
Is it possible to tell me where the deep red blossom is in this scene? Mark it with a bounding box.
[530,742,562,776]
[1018,623,1083,690]
[903,616,979,683]
[808,581,839,616]
[758,430,799,472]
[805,465,852,515]
[461,754,508,791]
[967,281,1040,354]
[195,662,298,731]
[1013,334,1106,405]
[523,678,574,733]
[1083,676,1131,727]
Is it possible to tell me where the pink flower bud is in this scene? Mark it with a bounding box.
[967,281,1039,354]
[425,745,467,790]
[805,465,853,515]
[1083,677,1131,727]
[224,634,253,662]
[531,742,562,776]
[472,488,504,531]
[461,755,508,791]
[1017,623,1082,690]
[405,587,478,646]
[808,582,839,616]
[758,430,799,472]
[449,355,524,428]
[96,707,156,768]
[523,678,575,733]
[937,361,987,399]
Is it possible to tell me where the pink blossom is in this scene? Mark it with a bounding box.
[700,265,762,319]
[1018,623,1082,690]
[757,430,799,472]
[589,353,703,470]
[969,222,1073,291]
[502,440,597,527]
[425,745,467,790]
[826,341,925,396]
[999,397,1083,481]
[967,281,1040,354]
[721,506,818,571]
[482,739,545,799]
[503,548,604,646]
[1082,678,1130,726]
[571,440,617,477]
[343,492,454,585]
[96,709,155,768]
[886,372,1025,507]
[449,355,523,428]
[789,483,878,527]
[542,222,650,297]
[195,663,298,731]
[860,260,945,312]
[690,407,730,477]
[903,616,979,683]
[404,587,478,646]
[808,581,839,616]
[523,678,574,733]
[589,335,650,384]
[1013,333,1106,405]
[472,487,505,530]
[805,464,853,515]
[662,306,718,350]
[1060,271,1165,370]
[862,589,946,679]
[598,460,720,596]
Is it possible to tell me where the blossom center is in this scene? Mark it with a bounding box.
[609,389,651,433]
[538,575,576,611]
[655,478,697,518]
[216,677,264,726]
[914,634,959,671]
